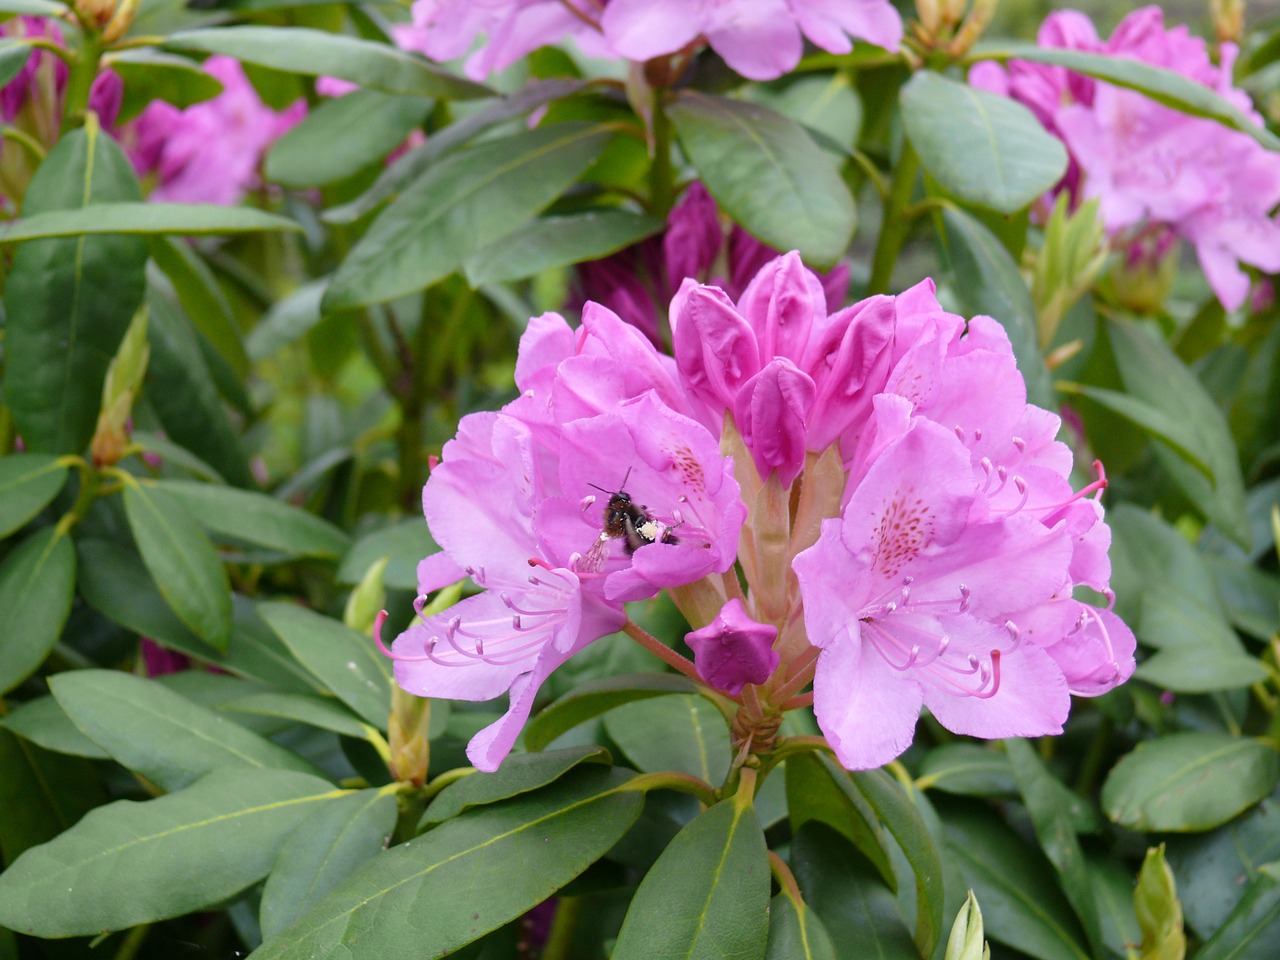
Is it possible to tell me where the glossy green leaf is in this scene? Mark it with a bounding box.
[941,805,1090,960]
[791,823,917,960]
[0,0,63,15]
[324,78,585,225]
[1058,382,1212,478]
[251,767,643,960]
[223,692,373,740]
[325,122,613,310]
[940,206,1054,408]
[336,519,436,590]
[146,289,254,487]
[0,203,300,242]
[149,235,247,377]
[785,753,894,888]
[1208,555,1280,640]
[245,280,328,361]
[604,694,730,784]
[50,670,319,791]
[1084,853,1141,957]
[765,889,839,960]
[0,528,75,695]
[1194,872,1280,960]
[164,27,491,100]
[257,601,392,728]
[523,673,703,752]
[0,696,109,760]
[156,479,349,559]
[1006,739,1104,956]
[902,72,1067,215]
[981,45,1280,151]
[1108,320,1250,548]
[612,794,770,960]
[2,120,146,454]
[421,746,610,827]
[111,49,224,123]
[0,729,104,864]
[123,481,233,650]
[0,769,341,936]
[851,767,946,957]
[266,89,433,188]
[668,90,855,267]
[260,790,397,941]
[0,42,28,88]
[916,743,1016,797]
[747,73,862,157]
[463,210,664,285]
[1102,733,1280,832]
[0,454,68,538]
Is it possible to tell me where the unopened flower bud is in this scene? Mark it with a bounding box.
[1211,0,1245,44]
[685,598,779,696]
[915,0,942,34]
[944,891,990,960]
[102,0,139,44]
[75,0,117,30]
[1134,845,1186,960]
[89,307,148,468]
[344,555,389,635]
[949,0,998,56]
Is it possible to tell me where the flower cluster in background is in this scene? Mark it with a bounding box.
[972,5,1280,310]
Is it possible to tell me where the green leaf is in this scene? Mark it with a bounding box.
[245,280,328,361]
[260,790,397,941]
[523,673,703,752]
[791,822,917,960]
[463,210,664,285]
[123,481,233,651]
[980,45,1280,151]
[0,41,29,89]
[156,479,350,559]
[941,805,1090,960]
[2,120,146,454]
[785,753,894,889]
[765,889,839,960]
[1006,739,1104,957]
[149,235,248,377]
[1108,321,1250,548]
[668,91,855,267]
[746,73,863,158]
[612,794,770,960]
[0,769,341,936]
[0,729,104,864]
[164,27,491,100]
[902,72,1067,215]
[421,746,610,827]
[1194,872,1280,960]
[110,49,224,123]
[325,122,613,310]
[336,519,436,590]
[916,743,1016,797]
[0,0,63,15]
[251,767,643,960]
[1208,555,1280,640]
[324,78,585,225]
[0,203,301,243]
[1102,733,1280,832]
[223,692,373,740]
[851,767,946,958]
[1084,853,1141,958]
[257,601,391,728]
[50,670,319,791]
[0,696,109,760]
[0,528,75,695]
[0,454,67,539]
[266,89,433,188]
[940,206,1054,408]
[603,694,730,784]
[1058,382,1213,478]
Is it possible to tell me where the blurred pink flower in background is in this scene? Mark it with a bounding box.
[123,56,305,205]
[971,6,1280,310]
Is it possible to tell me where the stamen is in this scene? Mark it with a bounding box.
[955,426,967,445]
[994,476,1029,516]
[580,495,596,512]
[971,650,1001,699]
[1004,620,1021,649]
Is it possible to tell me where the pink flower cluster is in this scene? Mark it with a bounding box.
[393,0,901,81]
[386,254,1134,772]
[123,56,304,205]
[971,6,1280,311]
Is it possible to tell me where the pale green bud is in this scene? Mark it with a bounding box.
[1134,845,1186,960]
[344,555,390,634]
[944,891,990,960]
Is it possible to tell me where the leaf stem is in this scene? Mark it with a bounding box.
[111,924,151,960]
[621,770,718,807]
[867,139,920,294]
[540,895,582,960]
[60,33,103,134]
[649,88,675,218]
[622,619,702,683]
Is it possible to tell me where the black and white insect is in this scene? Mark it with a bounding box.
[579,470,680,572]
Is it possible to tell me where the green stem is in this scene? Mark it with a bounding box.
[649,88,675,218]
[540,895,582,960]
[621,770,718,807]
[55,458,100,535]
[1073,714,1112,795]
[867,139,920,294]
[111,924,151,960]
[60,32,103,134]
[622,620,703,683]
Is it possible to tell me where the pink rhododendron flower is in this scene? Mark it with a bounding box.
[124,56,305,205]
[602,0,902,80]
[384,255,1132,772]
[575,183,848,344]
[971,6,1280,310]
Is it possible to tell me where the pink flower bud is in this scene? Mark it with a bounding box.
[686,599,780,696]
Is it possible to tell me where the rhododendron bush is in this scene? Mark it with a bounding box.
[1,0,1279,957]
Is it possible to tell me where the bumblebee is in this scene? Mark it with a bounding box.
[580,472,679,572]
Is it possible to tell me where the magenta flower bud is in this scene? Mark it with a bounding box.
[686,599,780,696]
[732,358,815,488]
[735,251,823,363]
[671,280,760,411]
[663,182,723,289]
